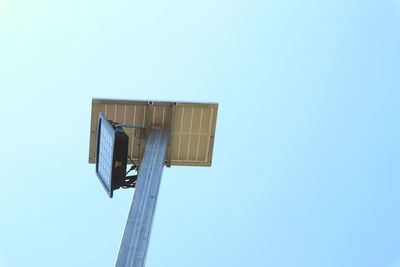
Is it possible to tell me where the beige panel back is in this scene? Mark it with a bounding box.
[89,99,218,167]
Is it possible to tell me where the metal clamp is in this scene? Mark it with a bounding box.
[120,175,138,189]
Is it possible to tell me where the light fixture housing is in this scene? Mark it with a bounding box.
[95,112,129,197]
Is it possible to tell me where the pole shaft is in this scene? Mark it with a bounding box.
[116,127,169,267]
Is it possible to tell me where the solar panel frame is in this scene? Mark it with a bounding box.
[89,99,218,168]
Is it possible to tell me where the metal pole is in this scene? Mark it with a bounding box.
[116,127,170,267]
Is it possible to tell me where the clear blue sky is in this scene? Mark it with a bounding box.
[1,0,400,266]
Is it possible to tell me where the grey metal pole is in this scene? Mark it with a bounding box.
[116,127,170,267]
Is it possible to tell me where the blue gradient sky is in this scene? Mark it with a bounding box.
[1,0,400,266]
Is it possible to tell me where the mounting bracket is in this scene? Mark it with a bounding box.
[119,175,138,189]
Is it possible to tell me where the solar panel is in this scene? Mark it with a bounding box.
[89,99,218,167]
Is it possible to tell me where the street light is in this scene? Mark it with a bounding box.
[89,99,218,267]
[95,112,129,197]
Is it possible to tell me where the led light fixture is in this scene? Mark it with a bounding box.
[96,113,129,197]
